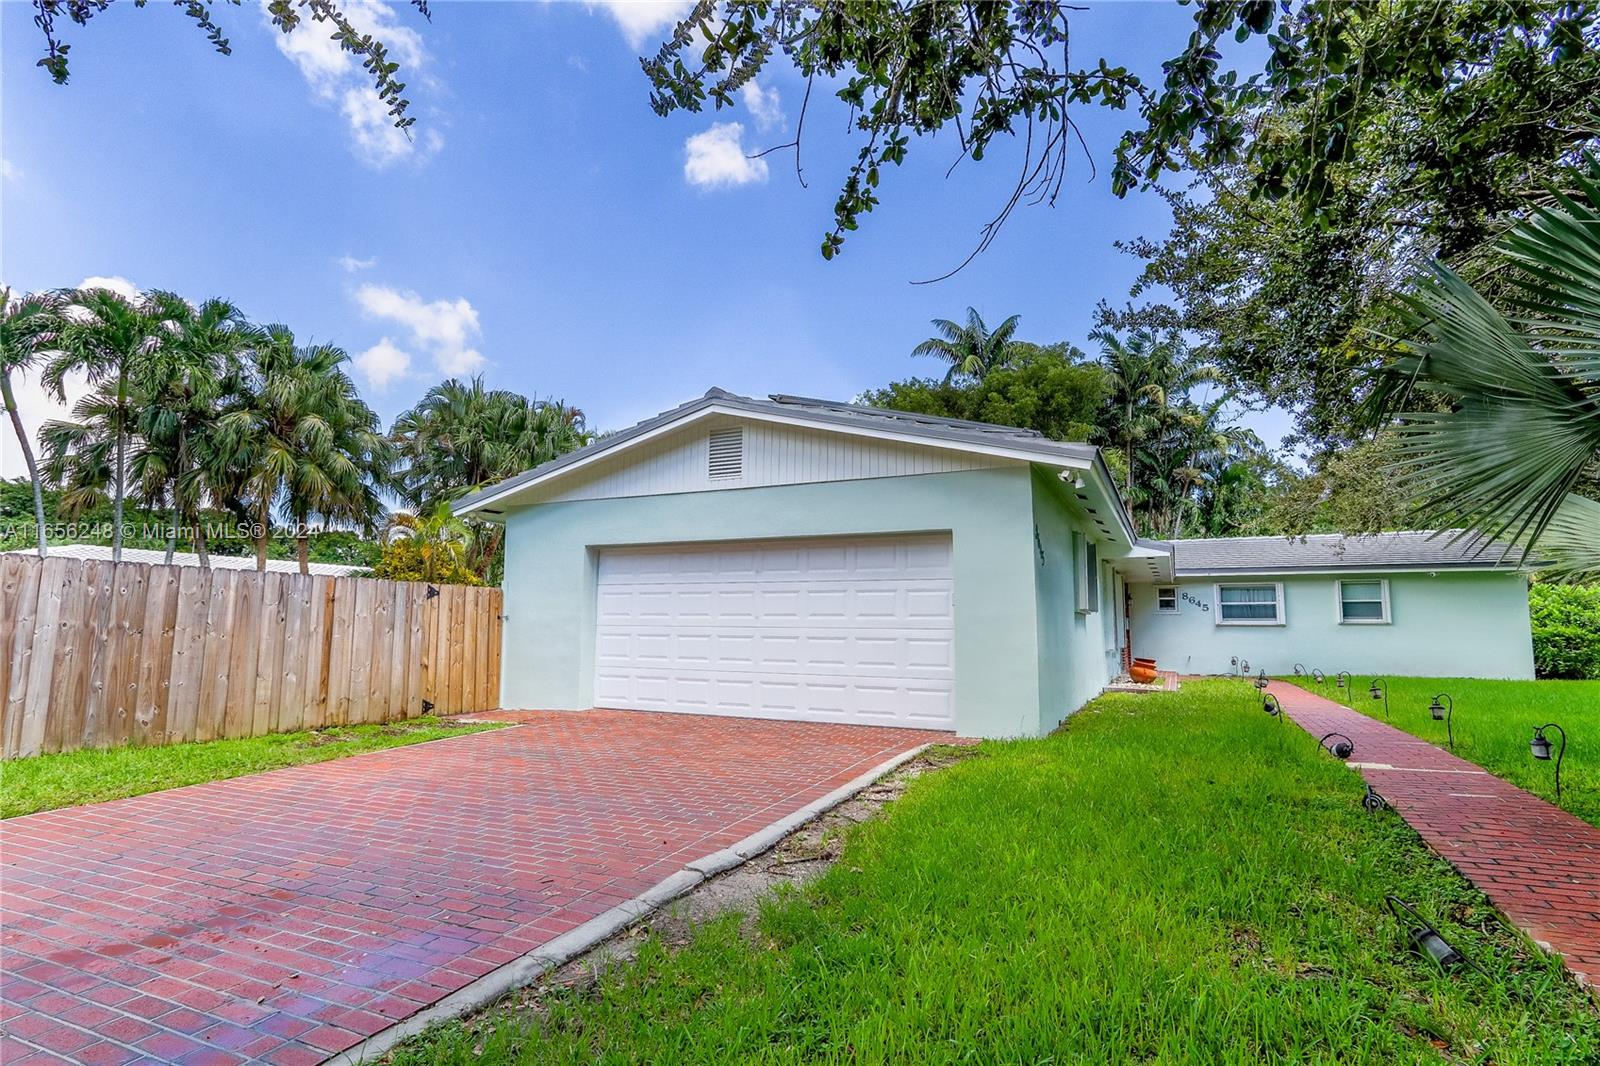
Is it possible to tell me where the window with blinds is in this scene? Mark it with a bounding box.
[1338,579,1389,624]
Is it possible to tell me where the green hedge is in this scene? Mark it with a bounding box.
[1529,582,1600,680]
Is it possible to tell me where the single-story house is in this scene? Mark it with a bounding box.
[3,543,368,577]
[454,388,1535,739]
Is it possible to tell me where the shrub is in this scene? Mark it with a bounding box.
[370,538,482,586]
[1529,582,1600,679]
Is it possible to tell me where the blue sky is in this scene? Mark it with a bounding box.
[1,0,1292,480]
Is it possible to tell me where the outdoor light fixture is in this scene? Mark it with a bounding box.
[1362,785,1388,813]
[1255,668,1269,690]
[1319,732,1355,759]
[1293,663,1306,676]
[1312,668,1326,685]
[1385,896,1472,971]
[1240,658,1251,675]
[1231,656,1239,670]
[1369,677,1390,719]
[1429,693,1455,751]
[1334,671,1352,704]
[1530,723,1568,802]
[1263,693,1283,718]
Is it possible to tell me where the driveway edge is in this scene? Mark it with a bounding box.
[325,741,935,1065]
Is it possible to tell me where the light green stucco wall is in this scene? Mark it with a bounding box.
[1127,570,1534,678]
[500,467,1075,738]
[1030,472,1119,732]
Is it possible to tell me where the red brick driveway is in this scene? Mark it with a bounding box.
[1,711,948,1065]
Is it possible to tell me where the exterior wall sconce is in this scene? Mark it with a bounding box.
[1385,896,1471,971]
[1320,732,1355,759]
[1368,677,1389,719]
[1530,723,1567,802]
[1429,693,1455,751]
[1263,693,1283,718]
[1255,668,1269,690]
[1362,785,1388,812]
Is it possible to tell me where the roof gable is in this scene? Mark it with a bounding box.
[454,388,1101,518]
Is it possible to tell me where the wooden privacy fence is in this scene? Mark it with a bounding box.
[0,554,502,758]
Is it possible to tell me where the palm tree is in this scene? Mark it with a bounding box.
[390,376,591,511]
[45,287,170,562]
[131,298,258,564]
[0,288,65,557]
[1374,161,1600,581]
[911,308,1022,384]
[216,326,390,572]
[1092,328,1220,505]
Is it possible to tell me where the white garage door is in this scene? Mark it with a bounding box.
[593,535,955,728]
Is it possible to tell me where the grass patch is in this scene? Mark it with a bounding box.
[1286,675,1599,828]
[392,681,1598,1064]
[0,718,502,818]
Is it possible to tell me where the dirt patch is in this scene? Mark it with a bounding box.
[445,744,976,1030]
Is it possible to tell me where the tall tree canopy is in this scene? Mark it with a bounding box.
[1099,3,1600,443]
[645,1,1598,271]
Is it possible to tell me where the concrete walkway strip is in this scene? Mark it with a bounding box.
[324,742,934,1065]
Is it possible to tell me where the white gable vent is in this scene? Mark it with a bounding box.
[708,428,744,480]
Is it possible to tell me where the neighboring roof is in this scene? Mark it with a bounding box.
[1161,531,1524,576]
[6,543,368,577]
[454,386,1127,533]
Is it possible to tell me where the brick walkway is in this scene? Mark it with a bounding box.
[0,712,948,1065]
[1267,681,1600,986]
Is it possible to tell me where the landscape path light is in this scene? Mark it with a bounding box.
[1385,896,1473,972]
[1369,677,1390,719]
[1429,693,1455,751]
[1255,668,1269,690]
[1263,693,1284,718]
[1312,668,1326,685]
[1362,785,1388,812]
[1293,663,1306,676]
[1335,671,1352,703]
[1530,723,1567,802]
[1320,732,1355,759]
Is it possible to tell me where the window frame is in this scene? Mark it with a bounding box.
[1336,578,1391,625]
[1076,534,1099,615]
[1155,586,1179,614]
[1212,582,1285,627]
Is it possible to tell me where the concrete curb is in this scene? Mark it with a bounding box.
[324,742,934,1065]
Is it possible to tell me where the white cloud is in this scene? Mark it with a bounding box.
[338,255,377,273]
[683,123,768,189]
[587,0,693,49]
[353,338,413,392]
[75,275,140,300]
[353,284,485,378]
[263,0,440,168]
[741,80,783,131]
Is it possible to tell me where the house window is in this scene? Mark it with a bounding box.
[1076,535,1099,614]
[1338,579,1390,624]
[1215,583,1284,625]
[1155,586,1178,614]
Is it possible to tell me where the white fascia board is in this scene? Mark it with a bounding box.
[1174,565,1521,578]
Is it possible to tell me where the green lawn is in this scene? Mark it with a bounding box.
[1286,675,1599,828]
[392,681,1598,1065]
[0,718,503,818]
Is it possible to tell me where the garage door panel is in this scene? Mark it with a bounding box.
[594,535,954,729]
